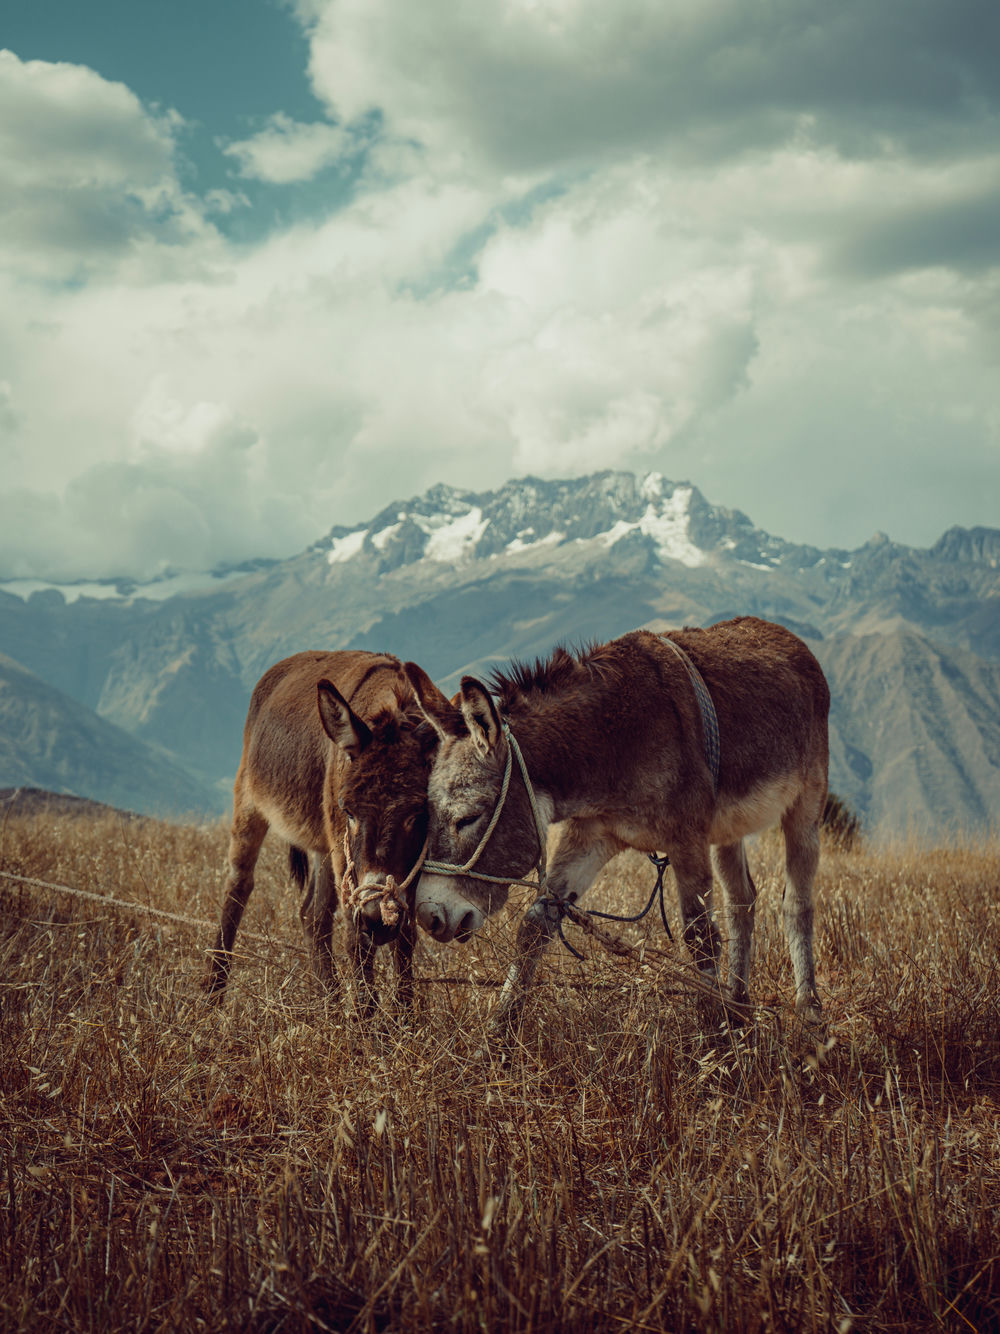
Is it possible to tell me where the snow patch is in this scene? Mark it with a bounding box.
[507,531,564,554]
[0,579,126,604]
[327,529,366,564]
[371,523,401,551]
[599,520,639,548]
[423,508,489,562]
[594,486,704,567]
[640,472,664,501]
[639,487,704,566]
[0,570,253,604]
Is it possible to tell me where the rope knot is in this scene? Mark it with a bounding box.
[340,830,426,930]
[355,875,402,928]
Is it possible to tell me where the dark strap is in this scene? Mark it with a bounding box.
[662,637,721,792]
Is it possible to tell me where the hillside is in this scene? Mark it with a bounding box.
[0,472,997,834]
[812,632,1000,834]
[0,653,220,817]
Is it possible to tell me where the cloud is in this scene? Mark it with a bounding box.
[833,179,1000,279]
[1,19,999,582]
[299,0,1000,175]
[0,48,216,281]
[222,112,359,183]
[0,399,305,582]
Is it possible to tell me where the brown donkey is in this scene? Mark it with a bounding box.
[406,617,830,1028]
[203,651,446,1010]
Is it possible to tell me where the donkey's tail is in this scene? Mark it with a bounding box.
[288,845,311,890]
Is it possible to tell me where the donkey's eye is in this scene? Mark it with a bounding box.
[345,813,359,832]
[403,813,419,834]
[455,813,480,832]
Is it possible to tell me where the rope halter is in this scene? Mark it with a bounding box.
[422,721,549,894]
[340,830,428,928]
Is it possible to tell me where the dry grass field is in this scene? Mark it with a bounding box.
[1,806,999,1332]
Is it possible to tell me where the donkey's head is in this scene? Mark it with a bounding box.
[317,667,445,943]
[404,669,545,943]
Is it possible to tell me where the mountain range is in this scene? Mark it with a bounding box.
[0,471,997,835]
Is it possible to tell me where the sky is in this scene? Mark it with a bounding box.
[1,0,998,581]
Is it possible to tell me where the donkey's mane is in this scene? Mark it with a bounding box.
[365,703,437,751]
[489,640,624,708]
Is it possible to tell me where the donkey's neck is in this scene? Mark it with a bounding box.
[504,692,606,823]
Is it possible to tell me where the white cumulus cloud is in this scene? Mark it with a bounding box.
[222,112,357,184]
[0,49,217,282]
[1,9,998,581]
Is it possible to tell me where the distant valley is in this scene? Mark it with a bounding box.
[0,471,997,834]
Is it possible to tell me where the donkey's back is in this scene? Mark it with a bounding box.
[655,617,830,846]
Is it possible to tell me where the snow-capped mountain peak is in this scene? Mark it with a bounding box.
[316,471,763,575]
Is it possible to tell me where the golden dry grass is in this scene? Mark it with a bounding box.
[1,809,999,1332]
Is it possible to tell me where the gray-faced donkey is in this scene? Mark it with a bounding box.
[406,617,830,1029]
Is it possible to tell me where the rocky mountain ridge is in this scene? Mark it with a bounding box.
[0,471,997,833]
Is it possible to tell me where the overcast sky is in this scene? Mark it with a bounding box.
[1,0,998,580]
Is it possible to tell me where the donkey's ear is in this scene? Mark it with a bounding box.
[404,662,462,740]
[459,677,503,757]
[317,680,372,760]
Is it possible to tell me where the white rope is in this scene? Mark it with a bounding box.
[422,721,548,892]
[339,833,427,927]
[0,868,304,952]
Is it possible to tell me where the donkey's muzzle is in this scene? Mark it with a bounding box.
[359,912,399,946]
[415,884,483,943]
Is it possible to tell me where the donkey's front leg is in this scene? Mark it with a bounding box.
[305,857,342,1000]
[670,844,725,1017]
[494,896,562,1030]
[347,915,379,1016]
[493,820,623,1032]
[392,914,417,1012]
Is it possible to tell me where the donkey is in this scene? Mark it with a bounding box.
[203,650,447,1010]
[405,617,830,1028]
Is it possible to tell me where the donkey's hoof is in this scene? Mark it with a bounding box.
[722,993,754,1029]
[695,991,727,1034]
[200,974,228,1004]
[794,996,825,1028]
[488,1004,524,1044]
[351,990,380,1020]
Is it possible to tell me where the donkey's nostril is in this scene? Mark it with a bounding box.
[416,899,446,937]
[458,909,477,936]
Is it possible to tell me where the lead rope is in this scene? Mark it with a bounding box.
[340,832,429,928]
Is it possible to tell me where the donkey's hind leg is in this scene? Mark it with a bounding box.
[781,796,823,1023]
[203,802,269,999]
[712,839,756,1011]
